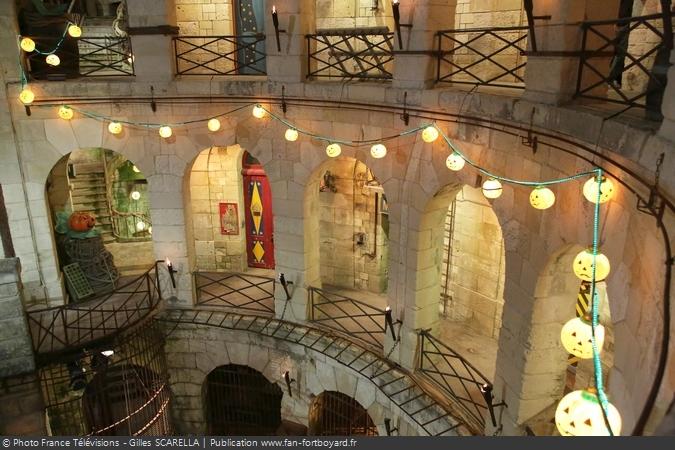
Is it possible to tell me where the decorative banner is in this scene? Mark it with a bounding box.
[219,202,239,235]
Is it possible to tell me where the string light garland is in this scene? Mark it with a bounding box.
[285,128,299,142]
[207,118,221,132]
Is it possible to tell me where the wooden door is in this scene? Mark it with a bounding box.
[242,152,274,269]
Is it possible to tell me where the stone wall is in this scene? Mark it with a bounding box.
[315,0,394,29]
[318,159,388,293]
[0,374,46,435]
[188,146,247,272]
[175,0,234,35]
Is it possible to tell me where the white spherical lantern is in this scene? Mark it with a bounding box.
[560,316,605,359]
[530,186,555,210]
[573,248,611,282]
[20,37,35,52]
[555,389,622,436]
[421,126,439,143]
[445,153,465,171]
[46,54,60,66]
[207,118,221,132]
[58,106,73,120]
[482,178,502,199]
[285,128,299,142]
[19,88,35,105]
[370,143,387,159]
[68,24,82,38]
[583,176,614,204]
[159,126,172,138]
[130,191,141,201]
[136,221,146,231]
[252,105,266,119]
[108,122,122,135]
[326,143,341,158]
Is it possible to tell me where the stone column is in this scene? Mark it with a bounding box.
[392,0,457,89]
[126,0,177,82]
[522,0,619,105]
[265,0,316,83]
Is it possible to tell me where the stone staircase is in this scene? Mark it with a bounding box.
[69,160,115,244]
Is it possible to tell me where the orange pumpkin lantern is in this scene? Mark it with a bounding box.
[69,212,96,232]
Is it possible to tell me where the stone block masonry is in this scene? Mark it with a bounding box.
[0,373,46,435]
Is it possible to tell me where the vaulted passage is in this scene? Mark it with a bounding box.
[308,391,377,436]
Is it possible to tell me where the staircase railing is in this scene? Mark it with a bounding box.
[111,209,152,241]
[173,34,267,75]
[194,271,276,315]
[306,27,395,80]
[25,263,162,356]
[416,330,504,430]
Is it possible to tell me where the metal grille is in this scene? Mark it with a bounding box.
[173,35,267,75]
[306,28,395,80]
[39,323,172,436]
[309,391,377,436]
[575,12,674,116]
[204,364,283,435]
[436,26,528,88]
[195,271,275,315]
[308,287,385,350]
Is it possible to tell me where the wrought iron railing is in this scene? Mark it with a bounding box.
[436,26,528,88]
[111,210,152,241]
[26,36,134,79]
[26,263,162,355]
[575,12,674,116]
[417,330,504,430]
[306,27,395,80]
[173,34,267,76]
[308,287,385,350]
[195,271,275,315]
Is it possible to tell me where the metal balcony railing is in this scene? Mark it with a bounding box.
[308,287,386,350]
[436,26,528,88]
[173,34,267,76]
[194,271,276,315]
[575,12,674,117]
[306,27,395,80]
[111,210,152,241]
[26,263,162,355]
[26,36,134,79]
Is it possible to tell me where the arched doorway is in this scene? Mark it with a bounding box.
[203,364,283,435]
[308,391,377,436]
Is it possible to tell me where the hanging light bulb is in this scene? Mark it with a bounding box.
[370,143,387,159]
[284,128,299,142]
[560,314,605,359]
[583,176,614,204]
[326,143,341,158]
[555,389,621,436]
[136,221,146,231]
[58,105,73,120]
[19,88,34,105]
[573,248,611,282]
[445,152,465,171]
[20,37,35,52]
[159,126,172,138]
[421,126,439,143]
[45,54,60,66]
[529,186,555,210]
[207,118,221,132]
[108,122,122,135]
[130,191,141,201]
[482,178,502,199]
[67,24,82,38]
[252,105,266,118]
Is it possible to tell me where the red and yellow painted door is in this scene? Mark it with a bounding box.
[242,152,275,269]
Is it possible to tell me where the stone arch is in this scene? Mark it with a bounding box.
[308,391,378,436]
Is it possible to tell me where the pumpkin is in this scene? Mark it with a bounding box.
[69,212,96,232]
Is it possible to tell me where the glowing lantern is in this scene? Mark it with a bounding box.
[583,176,614,204]
[370,143,387,159]
[19,88,34,105]
[108,122,122,135]
[58,106,73,120]
[67,24,82,38]
[421,126,439,143]
[136,221,146,231]
[482,178,502,199]
[326,143,341,158]
[132,165,141,173]
[46,54,60,66]
[130,191,141,201]
[207,118,221,132]
[560,315,605,359]
[159,126,172,138]
[252,105,266,118]
[573,248,611,282]
[445,153,465,171]
[555,389,621,436]
[529,186,555,210]
[20,37,35,52]
[285,128,299,142]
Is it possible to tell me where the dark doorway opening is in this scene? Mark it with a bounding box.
[309,391,378,436]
